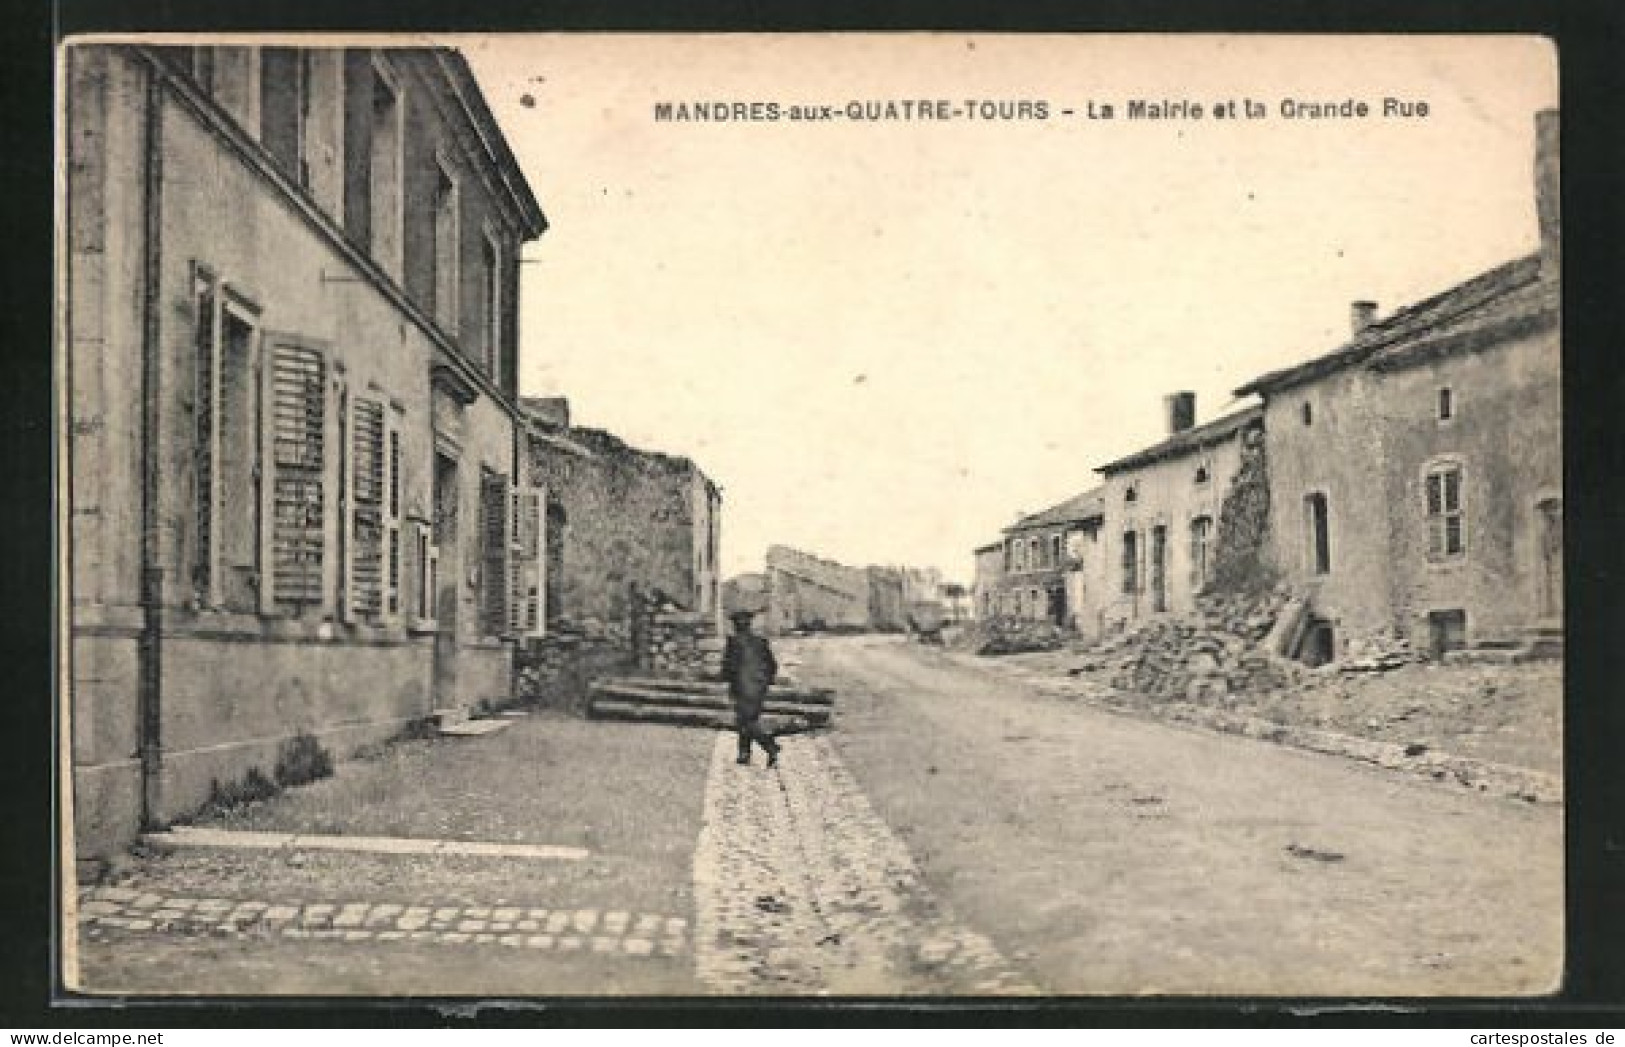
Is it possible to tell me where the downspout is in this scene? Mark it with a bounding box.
[136,64,165,830]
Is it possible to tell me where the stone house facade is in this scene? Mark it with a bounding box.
[521,398,723,634]
[987,489,1106,633]
[1235,110,1560,660]
[1094,397,1263,633]
[764,545,872,635]
[64,44,546,857]
[971,542,1005,621]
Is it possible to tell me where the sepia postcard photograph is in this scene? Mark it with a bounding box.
[57,32,1562,999]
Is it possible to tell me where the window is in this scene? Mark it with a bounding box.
[342,395,401,621]
[1301,402,1313,426]
[1305,492,1331,574]
[368,59,403,277]
[1150,525,1167,612]
[510,483,544,638]
[265,334,330,614]
[259,49,313,187]
[191,268,263,613]
[1190,516,1213,589]
[481,230,502,381]
[1121,530,1139,594]
[1425,462,1465,559]
[1124,483,1138,503]
[1051,534,1063,566]
[432,158,460,333]
[1437,387,1454,422]
[1194,464,1210,485]
[479,469,511,637]
[1029,537,1040,570]
[1004,539,1014,572]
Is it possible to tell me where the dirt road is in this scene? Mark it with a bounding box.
[791,636,1562,997]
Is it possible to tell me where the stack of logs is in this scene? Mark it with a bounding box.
[587,677,835,734]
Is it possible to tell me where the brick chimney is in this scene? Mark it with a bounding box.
[1164,391,1196,435]
[1350,300,1379,335]
[1535,107,1560,277]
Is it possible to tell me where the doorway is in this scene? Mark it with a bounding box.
[1428,609,1467,660]
[432,452,459,709]
[1537,497,1562,619]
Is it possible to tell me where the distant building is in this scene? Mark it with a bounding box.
[521,398,722,632]
[64,44,546,857]
[1094,397,1264,631]
[971,541,1005,621]
[764,545,872,634]
[1235,110,1560,661]
[985,488,1107,634]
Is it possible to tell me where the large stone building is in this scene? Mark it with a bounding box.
[1094,397,1264,632]
[521,397,722,632]
[1235,110,1560,660]
[764,545,871,634]
[985,488,1107,632]
[64,44,547,857]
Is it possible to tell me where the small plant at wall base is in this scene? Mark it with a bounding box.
[201,766,278,815]
[274,730,335,789]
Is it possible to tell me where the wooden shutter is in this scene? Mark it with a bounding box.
[265,335,328,612]
[479,470,509,636]
[346,396,386,618]
[384,412,403,620]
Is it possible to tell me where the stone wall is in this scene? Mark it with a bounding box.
[644,610,725,681]
[514,620,633,715]
[1208,426,1277,595]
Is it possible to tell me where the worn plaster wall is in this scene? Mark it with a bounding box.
[1377,326,1561,648]
[1261,368,1396,647]
[1098,433,1248,631]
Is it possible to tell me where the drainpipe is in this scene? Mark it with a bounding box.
[136,64,165,830]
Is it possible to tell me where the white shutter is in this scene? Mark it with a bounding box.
[264,334,329,614]
[514,484,544,638]
[348,396,387,619]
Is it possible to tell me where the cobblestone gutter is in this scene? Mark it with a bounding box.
[691,733,1039,995]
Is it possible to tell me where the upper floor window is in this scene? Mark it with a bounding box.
[481,230,503,382]
[1425,462,1466,560]
[367,58,403,279]
[1050,533,1063,565]
[1124,483,1138,503]
[1194,464,1210,485]
[1437,387,1455,422]
[431,157,460,334]
[1301,402,1314,426]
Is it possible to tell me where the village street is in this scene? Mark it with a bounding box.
[74,637,1560,999]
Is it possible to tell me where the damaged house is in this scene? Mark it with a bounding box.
[1094,395,1265,633]
[520,396,723,632]
[984,488,1107,633]
[1234,110,1561,663]
[64,44,547,856]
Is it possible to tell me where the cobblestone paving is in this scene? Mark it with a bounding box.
[692,732,1039,995]
[75,886,688,960]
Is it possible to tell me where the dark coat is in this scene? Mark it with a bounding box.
[721,633,777,707]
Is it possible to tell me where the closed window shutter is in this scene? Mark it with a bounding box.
[268,338,327,611]
[385,416,402,619]
[348,396,386,618]
[480,471,510,636]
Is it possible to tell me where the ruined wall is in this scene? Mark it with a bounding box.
[1208,426,1277,595]
[764,545,870,634]
[1262,367,1397,649]
[527,429,704,627]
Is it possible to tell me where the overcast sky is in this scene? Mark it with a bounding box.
[461,34,1557,583]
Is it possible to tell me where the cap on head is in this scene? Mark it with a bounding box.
[729,610,756,624]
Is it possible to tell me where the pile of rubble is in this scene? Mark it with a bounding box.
[956,617,1069,657]
[1340,632,1420,673]
[1072,586,1310,701]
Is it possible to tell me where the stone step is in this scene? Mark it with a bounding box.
[599,676,835,705]
[429,706,469,728]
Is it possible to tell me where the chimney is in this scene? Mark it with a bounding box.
[1535,107,1560,276]
[1164,391,1196,435]
[1350,300,1379,336]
